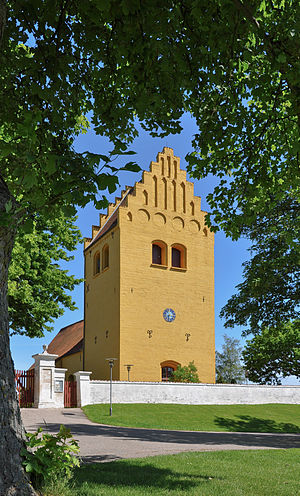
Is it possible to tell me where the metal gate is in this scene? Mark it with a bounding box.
[15,369,35,407]
[64,381,77,407]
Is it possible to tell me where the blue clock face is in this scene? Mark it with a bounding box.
[163,308,176,322]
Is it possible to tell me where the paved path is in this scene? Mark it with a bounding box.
[21,408,300,463]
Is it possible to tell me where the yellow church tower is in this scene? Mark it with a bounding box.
[83,147,215,383]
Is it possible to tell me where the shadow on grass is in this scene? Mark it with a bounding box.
[214,415,300,433]
[74,460,220,492]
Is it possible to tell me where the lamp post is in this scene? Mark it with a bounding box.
[124,364,134,381]
[106,358,117,416]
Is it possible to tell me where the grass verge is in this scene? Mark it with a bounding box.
[42,449,300,496]
[82,403,300,433]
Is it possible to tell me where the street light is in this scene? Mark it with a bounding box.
[124,364,134,381]
[105,358,117,416]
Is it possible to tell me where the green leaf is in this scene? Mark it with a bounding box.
[277,53,287,63]
[119,150,137,156]
[61,205,76,217]
[0,141,14,158]
[122,161,141,172]
[5,200,12,213]
[98,154,110,162]
[259,0,266,12]
[21,218,34,234]
[25,463,33,473]
[46,155,58,175]
[23,170,38,188]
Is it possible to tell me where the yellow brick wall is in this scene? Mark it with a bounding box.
[84,229,120,380]
[56,352,83,379]
[84,147,215,382]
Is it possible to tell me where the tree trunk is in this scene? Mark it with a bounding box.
[0,177,37,495]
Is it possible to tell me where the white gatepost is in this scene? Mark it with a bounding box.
[74,371,92,407]
[54,367,68,408]
[32,348,67,408]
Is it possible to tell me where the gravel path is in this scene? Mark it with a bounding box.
[21,408,300,463]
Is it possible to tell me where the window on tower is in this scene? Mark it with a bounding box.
[94,251,100,275]
[151,240,167,266]
[152,244,161,264]
[171,244,186,269]
[172,248,181,267]
[102,244,109,270]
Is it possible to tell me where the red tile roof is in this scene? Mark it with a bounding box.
[46,320,84,359]
[29,320,84,370]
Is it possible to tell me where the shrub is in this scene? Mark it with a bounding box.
[21,424,80,488]
[171,361,200,383]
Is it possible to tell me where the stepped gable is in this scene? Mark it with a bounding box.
[122,147,205,225]
[84,146,209,250]
[84,187,133,250]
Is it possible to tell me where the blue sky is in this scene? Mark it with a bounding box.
[11,114,297,384]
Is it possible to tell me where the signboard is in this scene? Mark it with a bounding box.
[54,380,64,393]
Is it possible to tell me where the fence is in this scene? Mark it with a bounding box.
[15,369,35,407]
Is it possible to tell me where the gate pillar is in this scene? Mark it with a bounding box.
[74,371,92,407]
[32,348,67,408]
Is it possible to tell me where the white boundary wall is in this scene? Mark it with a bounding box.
[82,380,300,407]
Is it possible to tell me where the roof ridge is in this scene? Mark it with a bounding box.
[58,319,84,333]
[88,187,133,247]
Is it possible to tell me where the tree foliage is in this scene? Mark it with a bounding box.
[221,195,299,333]
[216,334,245,384]
[8,214,82,338]
[171,361,200,383]
[1,1,299,230]
[242,322,300,384]
[0,2,299,493]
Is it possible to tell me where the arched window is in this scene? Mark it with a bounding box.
[172,248,181,267]
[161,360,180,382]
[171,244,186,269]
[94,251,100,275]
[152,240,167,266]
[162,366,174,381]
[102,244,109,270]
[152,244,161,264]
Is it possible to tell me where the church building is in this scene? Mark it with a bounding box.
[83,147,215,382]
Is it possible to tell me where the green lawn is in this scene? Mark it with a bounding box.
[82,403,300,433]
[44,449,300,496]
